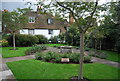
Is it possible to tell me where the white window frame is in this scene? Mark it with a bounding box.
[47,18,53,24]
[29,17,35,23]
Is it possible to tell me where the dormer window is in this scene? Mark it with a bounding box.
[47,18,53,25]
[29,17,35,23]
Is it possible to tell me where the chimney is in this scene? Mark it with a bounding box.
[4,9,8,12]
[69,13,74,24]
[37,6,42,12]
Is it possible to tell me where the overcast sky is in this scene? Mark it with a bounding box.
[1,2,37,11]
[1,0,118,12]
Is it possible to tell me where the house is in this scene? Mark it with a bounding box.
[20,6,70,39]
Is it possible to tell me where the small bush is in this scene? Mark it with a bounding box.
[49,36,58,44]
[46,51,56,59]
[42,53,52,61]
[0,39,9,47]
[35,52,43,60]
[25,44,47,55]
[25,49,32,55]
[33,44,47,50]
[68,53,79,63]
[35,35,48,44]
[98,52,107,59]
[54,56,61,63]
[89,50,96,57]
[84,56,91,63]
[88,50,107,59]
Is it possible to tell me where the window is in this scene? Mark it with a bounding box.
[48,29,53,34]
[28,29,34,35]
[47,18,53,25]
[29,17,35,23]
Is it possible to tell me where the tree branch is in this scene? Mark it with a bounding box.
[84,1,98,33]
[55,0,83,32]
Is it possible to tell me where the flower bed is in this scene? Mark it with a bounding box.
[35,51,92,63]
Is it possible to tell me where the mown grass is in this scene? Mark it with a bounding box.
[2,47,31,58]
[101,50,120,63]
[7,59,120,81]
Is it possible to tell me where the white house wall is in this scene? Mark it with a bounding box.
[20,29,60,39]
[20,29,29,34]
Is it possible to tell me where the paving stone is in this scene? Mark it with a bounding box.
[2,70,13,77]
[2,64,9,71]
[6,75,16,79]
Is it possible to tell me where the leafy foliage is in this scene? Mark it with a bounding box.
[35,35,48,44]
[7,34,39,47]
[35,51,91,63]
[49,36,59,44]
[88,50,107,59]
[0,39,9,47]
[25,44,47,55]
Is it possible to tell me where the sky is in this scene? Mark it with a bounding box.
[1,2,37,11]
[1,0,119,11]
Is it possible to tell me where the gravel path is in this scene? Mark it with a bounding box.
[91,57,120,68]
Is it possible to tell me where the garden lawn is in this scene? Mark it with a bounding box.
[101,50,120,63]
[7,59,119,80]
[2,47,31,58]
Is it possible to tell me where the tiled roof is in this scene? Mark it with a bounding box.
[24,11,69,33]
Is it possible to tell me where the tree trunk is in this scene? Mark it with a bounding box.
[95,39,97,50]
[100,41,102,51]
[95,39,97,57]
[13,33,16,50]
[78,32,84,79]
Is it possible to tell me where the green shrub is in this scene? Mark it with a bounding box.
[49,36,58,44]
[33,44,47,50]
[0,39,9,47]
[54,56,61,63]
[84,56,91,63]
[46,51,56,59]
[7,34,39,47]
[35,35,48,44]
[60,53,69,58]
[42,53,52,61]
[25,49,32,55]
[35,52,91,63]
[25,44,47,55]
[98,52,107,59]
[88,50,107,59]
[35,52,43,60]
[68,53,79,63]
[89,50,96,57]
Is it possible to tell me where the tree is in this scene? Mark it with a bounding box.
[37,0,100,79]
[95,2,120,52]
[2,10,27,50]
